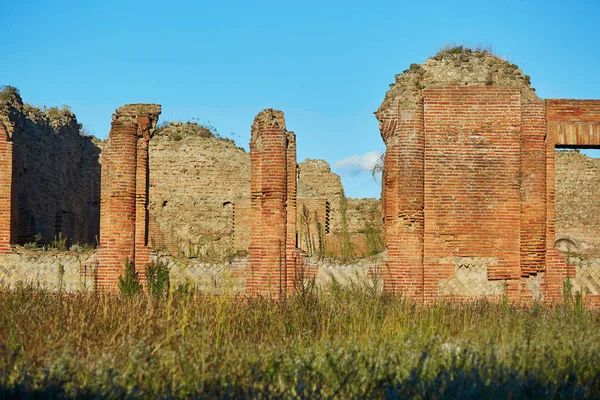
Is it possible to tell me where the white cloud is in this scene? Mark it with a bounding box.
[334,151,382,175]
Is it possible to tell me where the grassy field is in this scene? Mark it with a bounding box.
[1,282,600,398]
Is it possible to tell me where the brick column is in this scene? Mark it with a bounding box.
[0,120,16,254]
[134,117,153,285]
[97,105,161,292]
[520,99,547,277]
[248,109,299,298]
[285,130,299,297]
[377,97,425,299]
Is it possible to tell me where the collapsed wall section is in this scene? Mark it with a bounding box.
[248,109,302,297]
[97,104,160,291]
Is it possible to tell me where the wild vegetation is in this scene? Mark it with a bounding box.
[1,281,600,398]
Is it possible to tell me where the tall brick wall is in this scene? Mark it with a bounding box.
[297,159,345,233]
[375,49,599,302]
[97,104,161,291]
[422,86,522,300]
[247,109,302,297]
[377,94,424,298]
[146,123,364,259]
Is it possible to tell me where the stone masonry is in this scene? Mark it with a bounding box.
[247,109,304,297]
[0,86,100,251]
[377,48,599,303]
[97,104,161,291]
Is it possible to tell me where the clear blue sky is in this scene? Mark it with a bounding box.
[2,0,600,198]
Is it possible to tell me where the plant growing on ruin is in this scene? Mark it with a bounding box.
[48,233,67,251]
[23,234,42,250]
[56,263,65,292]
[364,223,384,257]
[314,212,325,260]
[371,153,385,179]
[118,258,141,297]
[339,195,352,259]
[299,204,316,256]
[146,261,170,299]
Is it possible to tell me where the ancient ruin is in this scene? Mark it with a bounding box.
[97,104,161,291]
[0,48,599,302]
[0,87,100,252]
[247,109,305,297]
[376,48,600,303]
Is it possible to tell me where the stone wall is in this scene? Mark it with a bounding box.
[298,159,345,233]
[148,123,250,257]
[555,151,600,253]
[0,248,96,291]
[0,86,101,247]
[146,122,369,259]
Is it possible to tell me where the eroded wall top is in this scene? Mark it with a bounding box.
[376,48,539,140]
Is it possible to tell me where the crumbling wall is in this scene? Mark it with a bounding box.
[0,86,101,250]
[148,122,250,257]
[298,159,345,232]
[147,124,362,259]
[97,104,161,291]
[0,249,97,291]
[555,151,600,253]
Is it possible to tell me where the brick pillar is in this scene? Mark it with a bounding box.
[377,97,425,299]
[285,131,299,297]
[0,120,16,254]
[134,117,153,286]
[248,109,299,298]
[97,105,161,292]
[520,99,547,276]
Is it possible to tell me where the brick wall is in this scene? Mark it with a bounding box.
[423,86,522,300]
[547,100,600,146]
[0,87,101,248]
[546,99,600,303]
[0,120,15,254]
[97,104,161,291]
[375,49,600,303]
[377,94,424,298]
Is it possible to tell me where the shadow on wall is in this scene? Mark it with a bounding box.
[1,86,102,246]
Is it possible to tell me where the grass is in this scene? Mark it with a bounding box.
[1,283,600,398]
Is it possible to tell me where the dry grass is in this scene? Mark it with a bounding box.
[1,284,600,397]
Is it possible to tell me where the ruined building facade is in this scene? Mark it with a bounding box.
[1,47,600,302]
[0,87,100,255]
[376,49,600,303]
